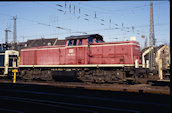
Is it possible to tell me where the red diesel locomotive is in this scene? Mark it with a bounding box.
[19,34,141,83]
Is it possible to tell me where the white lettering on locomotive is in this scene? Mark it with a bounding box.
[67,53,75,56]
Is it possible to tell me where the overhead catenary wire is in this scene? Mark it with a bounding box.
[0,2,169,43]
[37,1,169,29]
[55,3,104,26]
[0,3,19,6]
[77,1,168,14]
[0,12,90,38]
[17,17,168,39]
[38,2,110,28]
[70,1,169,28]
[36,2,114,29]
[73,5,75,14]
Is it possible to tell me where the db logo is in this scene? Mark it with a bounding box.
[69,49,74,53]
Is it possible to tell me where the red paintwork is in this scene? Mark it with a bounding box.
[20,37,141,66]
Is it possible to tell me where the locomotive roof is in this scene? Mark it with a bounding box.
[65,34,103,40]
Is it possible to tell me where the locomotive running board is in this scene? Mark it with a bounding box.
[19,64,137,68]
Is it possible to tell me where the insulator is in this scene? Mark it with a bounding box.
[73,5,75,14]
[56,4,63,7]
[69,3,71,13]
[65,1,67,8]
[58,9,64,12]
[109,19,111,24]
[79,8,80,14]
[84,18,89,21]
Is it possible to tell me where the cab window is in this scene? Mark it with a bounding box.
[88,37,93,44]
[68,40,73,46]
[79,39,82,45]
[96,38,99,43]
[73,39,77,46]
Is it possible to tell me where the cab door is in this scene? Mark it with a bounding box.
[9,55,18,68]
[66,39,77,64]
[4,50,19,75]
[77,47,85,64]
[77,39,85,64]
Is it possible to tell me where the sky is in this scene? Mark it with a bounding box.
[0,1,170,49]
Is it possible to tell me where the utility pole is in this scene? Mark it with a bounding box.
[149,1,156,69]
[13,16,17,50]
[5,28,11,44]
[144,37,147,48]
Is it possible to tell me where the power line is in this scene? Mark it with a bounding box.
[0,2,169,43]
[36,2,153,30]
[77,1,168,14]
[0,11,90,37]
[55,3,107,25]
[18,17,73,32]
[16,22,169,41]
[18,31,89,39]
[36,3,97,31]
[59,2,169,30]
[0,3,19,6]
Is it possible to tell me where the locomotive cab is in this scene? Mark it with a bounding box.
[0,50,19,76]
[66,34,104,46]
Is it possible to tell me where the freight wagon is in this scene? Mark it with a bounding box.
[19,34,141,83]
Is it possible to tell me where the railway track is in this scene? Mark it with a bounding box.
[0,80,170,113]
[0,79,170,95]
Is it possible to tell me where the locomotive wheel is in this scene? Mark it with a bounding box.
[22,70,34,80]
[32,69,41,79]
[77,70,94,82]
[78,69,108,83]
[19,70,26,78]
[40,70,52,81]
[114,71,123,80]
[77,69,132,84]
